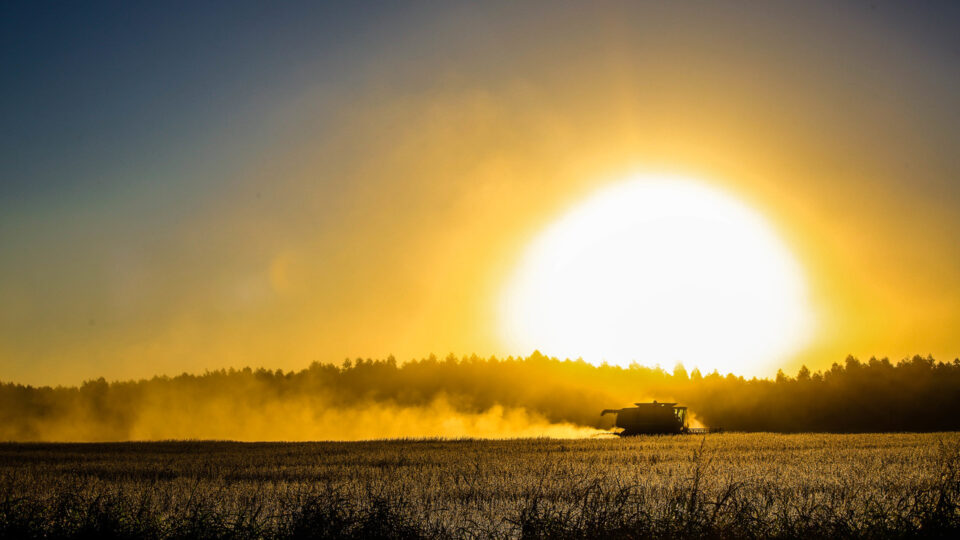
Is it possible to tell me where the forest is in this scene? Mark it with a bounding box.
[2,352,959,440]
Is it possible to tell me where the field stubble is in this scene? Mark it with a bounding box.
[1,433,960,538]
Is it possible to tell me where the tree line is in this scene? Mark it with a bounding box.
[1,352,959,440]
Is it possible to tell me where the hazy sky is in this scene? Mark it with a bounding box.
[3,1,960,385]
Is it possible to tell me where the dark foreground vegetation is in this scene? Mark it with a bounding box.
[3,353,960,440]
[2,434,960,539]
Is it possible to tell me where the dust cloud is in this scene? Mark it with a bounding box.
[0,361,610,441]
[125,395,601,441]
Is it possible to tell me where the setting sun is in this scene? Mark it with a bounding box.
[501,174,815,375]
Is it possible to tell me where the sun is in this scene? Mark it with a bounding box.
[499,173,815,376]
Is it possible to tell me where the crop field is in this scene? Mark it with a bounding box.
[2,433,960,538]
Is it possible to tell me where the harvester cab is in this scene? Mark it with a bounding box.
[601,400,689,435]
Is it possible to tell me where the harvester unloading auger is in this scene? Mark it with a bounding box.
[601,401,719,435]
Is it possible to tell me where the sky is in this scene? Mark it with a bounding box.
[2,1,960,386]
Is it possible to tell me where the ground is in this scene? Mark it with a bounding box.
[2,433,960,538]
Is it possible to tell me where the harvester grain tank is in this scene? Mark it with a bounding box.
[601,401,691,435]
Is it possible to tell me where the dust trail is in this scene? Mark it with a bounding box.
[126,395,602,441]
[0,380,603,441]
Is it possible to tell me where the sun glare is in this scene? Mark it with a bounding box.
[500,174,814,376]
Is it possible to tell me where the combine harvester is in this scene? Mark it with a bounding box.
[601,401,720,435]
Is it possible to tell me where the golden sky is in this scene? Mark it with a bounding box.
[2,2,959,385]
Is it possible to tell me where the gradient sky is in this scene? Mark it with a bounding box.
[2,1,960,385]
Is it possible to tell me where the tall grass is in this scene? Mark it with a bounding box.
[2,433,959,538]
